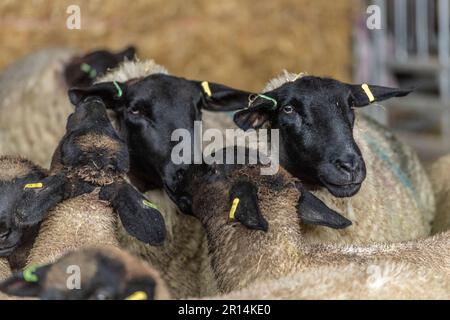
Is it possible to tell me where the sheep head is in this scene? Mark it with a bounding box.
[64,46,136,88]
[0,157,54,256]
[233,75,413,198]
[68,74,253,192]
[170,152,351,232]
[46,96,166,245]
[0,247,168,300]
[52,96,129,185]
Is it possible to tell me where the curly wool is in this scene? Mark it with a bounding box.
[95,59,168,84]
[191,165,448,297]
[429,154,450,234]
[0,48,77,168]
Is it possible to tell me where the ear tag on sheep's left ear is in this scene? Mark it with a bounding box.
[24,182,43,190]
[229,198,240,221]
[201,81,212,97]
[23,265,39,283]
[113,81,123,98]
[80,63,97,79]
[142,199,158,210]
[125,291,148,300]
[361,83,375,103]
[257,94,278,110]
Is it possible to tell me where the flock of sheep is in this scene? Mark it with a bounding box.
[0,46,448,300]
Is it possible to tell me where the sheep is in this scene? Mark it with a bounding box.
[0,156,57,279]
[0,46,135,168]
[20,96,166,268]
[0,259,11,282]
[175,159,449,296]
[213,71,435,242]
[230,72,435,230]
[429,154,450,234]
[209,258,450,299]
[68,59,254,298]
[68,61,433,297]
[70,65,433,244]
[0,246,170,300]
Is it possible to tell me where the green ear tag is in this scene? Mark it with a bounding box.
[142,199,158,210]
[80,63,97,79]
[257,94,278,110]
[23,265,39,283]
[113,81,123,98]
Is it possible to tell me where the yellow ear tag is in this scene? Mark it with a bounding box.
[229,198,240,221]
[125,291,148,300]
[201,81,212,97]
[142,199,158,210]
[361,83,375,103]
[24,183,43,189]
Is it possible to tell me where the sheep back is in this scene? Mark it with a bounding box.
[429,154,450,234]
[0,48,77,168]
[26,191,119,267]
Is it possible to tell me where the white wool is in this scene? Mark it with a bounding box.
[262,70,306,92]
[95,59,169,83]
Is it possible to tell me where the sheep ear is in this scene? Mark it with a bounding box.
[297,189,352,229]
[0,265,49,297]
[15,174,67,227]
[68,82,127,110]
[99,183,166,245]
[115,46,136,61]
[229,181,268,231]
[233,94,277,130]
[349,84,414,107]
[194,81,253,111]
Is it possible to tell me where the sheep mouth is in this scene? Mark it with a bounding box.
[319,179,362,198]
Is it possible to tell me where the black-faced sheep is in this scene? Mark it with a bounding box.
[0,156,56,279]
[177,159,449,297]
[202,72,435,242]
[0,246,170,300]
[73,62,433,244]
[68,59,251,298]
[19,96,165,267]
[0,46,135,167]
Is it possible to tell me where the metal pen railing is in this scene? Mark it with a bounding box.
[358,0,450,147]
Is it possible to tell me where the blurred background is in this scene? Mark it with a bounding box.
[1,0,449,162]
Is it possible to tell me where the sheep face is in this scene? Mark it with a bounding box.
[64,46,136,88]
[68,74,252,192]
[175,158,351,231]
[233,76,413,198]
[43,98,167,246]
[57,97,129,181]
[0,248,163,300]
[0,158,48,256]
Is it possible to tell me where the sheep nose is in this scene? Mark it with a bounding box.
[334,154,360,176]
[0,229,11,240]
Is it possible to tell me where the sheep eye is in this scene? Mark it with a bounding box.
[95,291,111,300]
[129,108,140,115]
[283,105,294,114]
